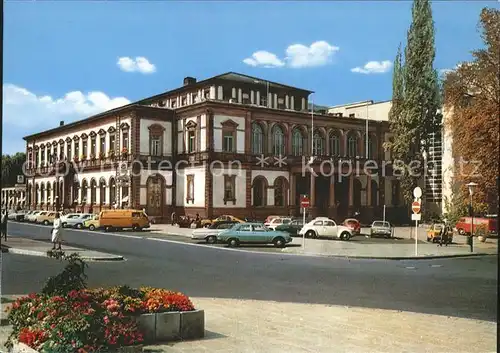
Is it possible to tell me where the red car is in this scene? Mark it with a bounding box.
[343,218,361,235]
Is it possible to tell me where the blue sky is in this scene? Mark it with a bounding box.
[3,0,498,154]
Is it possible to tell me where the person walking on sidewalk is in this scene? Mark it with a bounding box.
[51,212,63,251]
[438,225,449,247]
[1,210,8,242]
[171,211,177,226]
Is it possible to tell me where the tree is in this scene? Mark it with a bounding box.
[1,152,26,187]
[387,0,441,204]
[443,8,499,214]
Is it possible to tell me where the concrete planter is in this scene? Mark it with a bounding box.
[133,310,205,343]
[12,341,144,353]
[478,235,487,242]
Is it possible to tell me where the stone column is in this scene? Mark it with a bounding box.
[217,86,223,100]
[301,98,306,111]
[349,174,354,207]
[367,174,372,206]
[268,93,272,108]
[291,96,295,110]
[209,86,216,99]
[285,95,289,109]
[232,88,236,99]
[290,174,296,208]
[250,90,255,104]
[274,94,278,108]
[238,88,242,103]
[256,91,260,105]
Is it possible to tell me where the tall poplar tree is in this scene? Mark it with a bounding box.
[387,44,406,156]
[390,0,441,204]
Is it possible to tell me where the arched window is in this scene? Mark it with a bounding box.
[291,128,304,156]
[252,177,267,207]
[312,131,325,156]
[109,178,116,205]
[90,179,97,205]
[329,132,340,156]
[81,180,88,204]
[99,178,106,205]
[274,177,288,207]
[272,125,285,156]
[348,134,358,157]
[40,184,45,203]
[366,135,375,159]
[46,183,52,204]
[252,123,264,155]
[353,179,362,208]
[371,180,378,207]
[72,179,79,205]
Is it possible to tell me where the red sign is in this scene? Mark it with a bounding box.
[300,195,310,208]
[412,201,421,214]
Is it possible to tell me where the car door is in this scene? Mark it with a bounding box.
[323,220,338,238]
[252,224,270,243]
[236,224,253,242]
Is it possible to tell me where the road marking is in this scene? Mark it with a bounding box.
[430,264,442,268]
[405,266,416,269]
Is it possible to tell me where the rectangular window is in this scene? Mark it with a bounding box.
[172,100,177,108]
[122,132,129,150]
[223,175,236,205]
[192,93,198,103]
[188,131,196,153]
[242,93,250,104]
[91,137,96,156]
[35,151,39,167]
[182,96,187,106]
[100,135,106,154]
[109,134,115,151]
[41,148,45,165]
[186,175,194,203]
[74,142,80,158]
[67,142,72,160]
[277,97,285,109]
[151,136,161,156]
[82,140,88,158]
[223,131,235,152]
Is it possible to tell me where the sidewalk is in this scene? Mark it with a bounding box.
[0,296,495,352]
[148,224,193,238]
[0,237,124,261]
[283,236,498,259]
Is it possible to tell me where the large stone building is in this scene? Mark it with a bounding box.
[23,73,404,223]
[329,99,446,217]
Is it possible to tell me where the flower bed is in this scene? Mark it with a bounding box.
[6,286,199,352]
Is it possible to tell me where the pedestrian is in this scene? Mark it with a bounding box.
[51,212,63,251]
[1,210,8,242]
[171,211,177,226]
[195,213,201,228]
[438,225,448,247]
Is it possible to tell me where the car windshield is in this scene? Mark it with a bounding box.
[373,221,390,228]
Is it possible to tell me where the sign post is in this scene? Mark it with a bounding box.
[412,187,422,256]
[300,195,310,249]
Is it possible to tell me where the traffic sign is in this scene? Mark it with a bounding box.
[412,201,421,214]
[413,187,422,199]
[411,213,422,221]
[300,195,310,208]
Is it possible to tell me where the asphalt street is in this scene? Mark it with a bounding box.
[2,221,497,323]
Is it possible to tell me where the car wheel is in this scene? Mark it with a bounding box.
[89,225,96,231]
[76,223,83,229]
[43,220,49,226]
[432,238,437,243]
[305,230,316,239]
[426,237,431,242]
[62,223,67,228]
[228,238,239,247]
[132,224,142,231]
[104,226,112,232]
[206,235,217,244]
[340,232,351,241]
[457,228,465,235]
[273,237,286,248]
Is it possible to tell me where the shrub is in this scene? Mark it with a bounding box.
[42,253,88,296]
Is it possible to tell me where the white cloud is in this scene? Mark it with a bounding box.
[117,56,156,74]
[243,41,339,69]
[351,60,393,74]
[2,84,130,153]
[243,51,285,68]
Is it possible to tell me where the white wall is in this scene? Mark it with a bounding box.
[212,167,246,208]
[328,101,391,122]
[177,166,205,207]
[139,119,172,156]
[213,115,246,153]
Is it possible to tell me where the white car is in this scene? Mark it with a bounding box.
[298,217,353,241]
[61,213,94,229]
[26,211,43,222]
[266,217,292,230]
[192,221,237,244]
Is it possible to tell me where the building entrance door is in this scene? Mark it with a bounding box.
[147,176,164,217]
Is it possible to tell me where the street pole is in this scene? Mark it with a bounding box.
[415,216,418,256]
[383,205,386,223]
[470,193,474,252]
[302,206,306,249]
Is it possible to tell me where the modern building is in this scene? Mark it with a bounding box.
[23,72,404,223]
[329,100,445,217]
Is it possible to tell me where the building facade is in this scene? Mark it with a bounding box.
[24,73,403,223]
[1,185,27,210]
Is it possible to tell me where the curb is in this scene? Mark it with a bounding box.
[3,247,124,262]
[283,251,497,260]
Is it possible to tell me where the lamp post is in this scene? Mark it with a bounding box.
[467,182,477,252]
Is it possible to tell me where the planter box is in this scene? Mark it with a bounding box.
[12,341,143,353]
[133,310,204,342]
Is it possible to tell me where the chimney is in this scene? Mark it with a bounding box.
[59,120,64,127]
[183,77,197,86]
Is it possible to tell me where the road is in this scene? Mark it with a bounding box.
[2,221,497,323]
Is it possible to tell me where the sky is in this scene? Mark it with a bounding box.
[3,0,498,155]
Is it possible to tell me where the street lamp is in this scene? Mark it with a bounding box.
[467,182,477,252]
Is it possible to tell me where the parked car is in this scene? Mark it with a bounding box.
[8,210,27,222]
[275,219,304,236]
[343,218,361,235]
[218,222,292,248]
[61,213,94,229]
[191,221,238,243]
[84,214,100,231]
[263,215,281,227]
[201,215,245,227]
[266,217,292,231]
[426,223,453,243]
[99,209,150,231]
[370,221,393,238]
[298,217,353,241]
[25,211,43,222]
[36,211,56,225]
[455,217,498,236]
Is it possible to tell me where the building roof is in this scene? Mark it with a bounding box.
[329,99,391,109]
[23,104,172,141]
